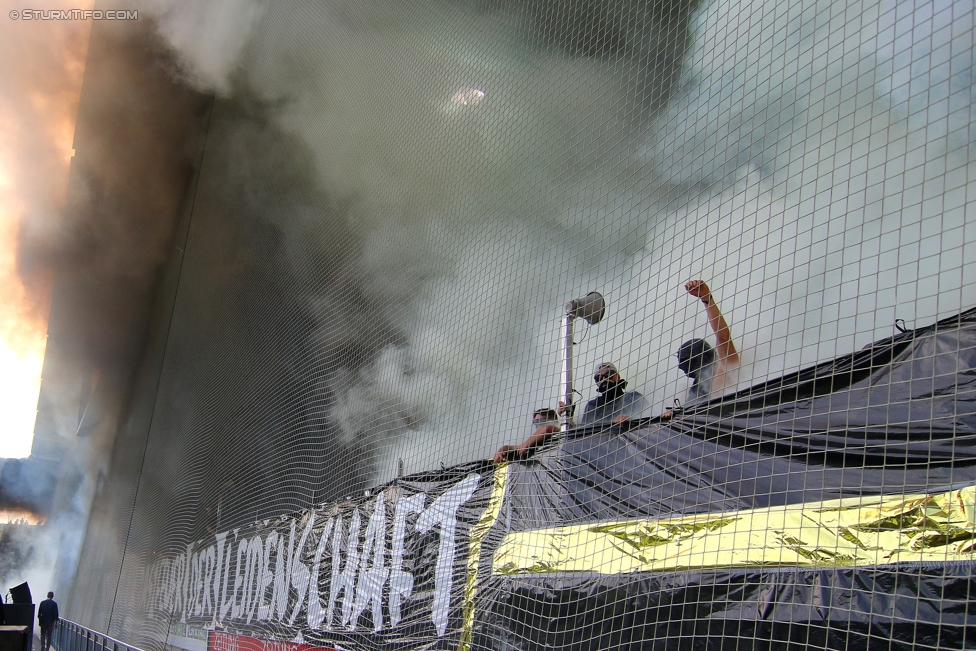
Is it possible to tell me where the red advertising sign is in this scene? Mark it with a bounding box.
[210,630,341,651]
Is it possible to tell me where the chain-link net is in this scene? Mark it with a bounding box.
[64,0,975,649]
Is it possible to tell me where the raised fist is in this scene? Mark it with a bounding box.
[685,280,711,302]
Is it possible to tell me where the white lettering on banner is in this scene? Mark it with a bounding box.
[257,531,278,620]
[415,474,480,637]
[217,531,236,621]
[204,545,216,616]
[330,509,363,629]
[181,542,194,622]
[234,538,254,619]
[213,533,227,622]
[178,552,187,616]
[254,536,267,622]
[306,517,335,629]
[185,548,193,616]
[195,550,202,616]
[245,536,263,623]
[272,524,290,621]
[287,515,316,625]
[171,553,183,618]
[199,548,207,615]
[148,559,162,615]
[202,549,210,616]
[188,552,197,617]
[388,492,426,628]
[193,550,202,616]
[153,473,483,638]
[150,558,168,615]
[231,538,246,619]
[352,492,388,631]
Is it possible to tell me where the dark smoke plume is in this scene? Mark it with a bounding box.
[0,458,57,515]
[3,14,211,596]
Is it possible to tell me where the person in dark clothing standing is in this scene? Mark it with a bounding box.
[37,592,58,651]
[568,362,646,426]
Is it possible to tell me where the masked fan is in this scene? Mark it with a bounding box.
[560,361,647,427]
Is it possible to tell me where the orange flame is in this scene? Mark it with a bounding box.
[0,1,94,458]
[0,509,43,526]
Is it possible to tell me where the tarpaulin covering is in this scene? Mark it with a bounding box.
[145,309,976,650]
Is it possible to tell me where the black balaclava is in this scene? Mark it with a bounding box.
[595,379,628,409]
[593,362,626,397]
[676,338,715,380]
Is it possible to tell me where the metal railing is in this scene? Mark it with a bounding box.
[52,620,146,651]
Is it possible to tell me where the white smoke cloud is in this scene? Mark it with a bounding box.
[140,0,267,94]
[141,0,975,482]
[629,0,975,395]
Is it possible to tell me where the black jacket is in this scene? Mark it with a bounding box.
[37,599,58,626]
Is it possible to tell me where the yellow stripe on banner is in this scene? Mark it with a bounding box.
[460,462,510,651]
[493,485,976,575]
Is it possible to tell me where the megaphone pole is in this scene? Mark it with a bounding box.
[561,292,604,432]
[561,312,575,432]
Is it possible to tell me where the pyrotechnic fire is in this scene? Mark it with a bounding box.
[0,2,93,458]
[0,166,50,459]
[0,509,43,525]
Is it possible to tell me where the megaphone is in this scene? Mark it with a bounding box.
[565,292,605,325]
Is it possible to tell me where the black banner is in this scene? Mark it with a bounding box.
[146,463,501,650]
[145,308,976,651]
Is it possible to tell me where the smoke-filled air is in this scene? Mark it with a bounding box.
[0,0,205,603]
[0,0,95,601]
[142,0,975,482]
[0,0,973,627]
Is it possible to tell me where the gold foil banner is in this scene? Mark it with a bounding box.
[494,485,976,575]
[460,462,510,651]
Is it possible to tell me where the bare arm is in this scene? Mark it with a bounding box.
[685,280,739,364]
[519,424,558,456]
[493,425,558,463]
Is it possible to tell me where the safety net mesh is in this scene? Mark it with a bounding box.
[64,0,976,649]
